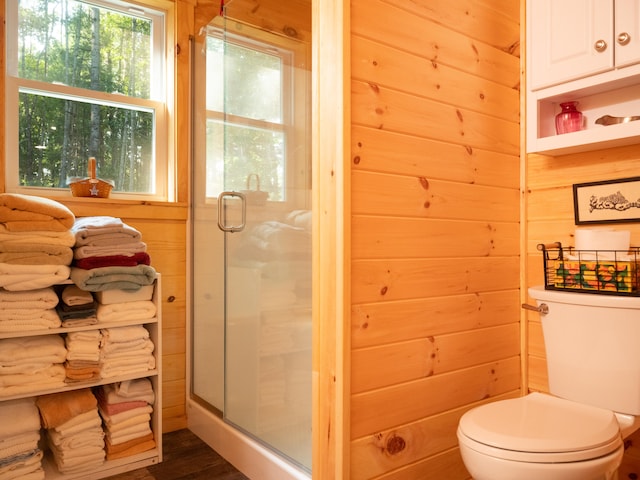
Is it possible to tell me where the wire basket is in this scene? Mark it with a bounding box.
[69,157,113,198]
[539,242,640,296]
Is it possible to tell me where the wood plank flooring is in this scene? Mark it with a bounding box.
[105,429,249,480]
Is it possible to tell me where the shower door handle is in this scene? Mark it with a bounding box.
[217,191,246,232]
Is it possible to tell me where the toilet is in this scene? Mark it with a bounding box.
[457,286,640,480]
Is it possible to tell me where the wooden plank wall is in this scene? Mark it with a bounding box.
[525,145,640,476]
[349,0,521,477]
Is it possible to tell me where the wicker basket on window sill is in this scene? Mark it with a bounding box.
[69,157,114,198]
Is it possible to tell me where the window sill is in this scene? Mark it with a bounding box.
[47,195,188,221]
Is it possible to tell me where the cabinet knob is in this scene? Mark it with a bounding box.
[594,39,607,52]
[617,32,631,46]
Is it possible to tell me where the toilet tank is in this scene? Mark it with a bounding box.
[529,286,640,415]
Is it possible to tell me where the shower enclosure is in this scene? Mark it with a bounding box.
[189,0,312,475]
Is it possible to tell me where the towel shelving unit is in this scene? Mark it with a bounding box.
[0,275,163,479]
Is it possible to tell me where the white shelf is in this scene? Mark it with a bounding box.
[0,276,163,478]
[42,448,161,480]
[0,317,159,340]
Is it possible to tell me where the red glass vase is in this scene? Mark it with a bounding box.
[555,101,583,134]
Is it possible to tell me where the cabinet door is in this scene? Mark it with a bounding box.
[615,0,640,67]
[529,0,614,90]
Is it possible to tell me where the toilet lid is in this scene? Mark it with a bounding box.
[459,393,621,456]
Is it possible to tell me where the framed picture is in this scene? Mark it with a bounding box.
[573,176,640,225]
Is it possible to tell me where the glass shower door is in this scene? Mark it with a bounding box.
[217,12,312,471]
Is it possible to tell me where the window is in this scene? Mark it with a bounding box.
[204,24,309,203]
[5,0,172,200]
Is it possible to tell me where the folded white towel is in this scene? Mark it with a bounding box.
[115,377,153,397]
[97,300,156,323]
[0,364,66,397]
[0,449,44,480]
[0,335,66,364]
[48,428,104,450]
[72,216,123,231]
[101,338,154,356]
[106,422,151,444]
[0,287,59,310]
[101,325,149,344]
[65,337,101,354]
[0,398,40,440]
[104,413,151,433]
[0,432,40,460]
[100,355,155,378]
[73,242,147,260]
[0,264,70,291]
[101,379,155,405]
[66,330,102,342]
[0,312,61,332]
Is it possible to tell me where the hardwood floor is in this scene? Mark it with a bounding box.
[105,429,249,480]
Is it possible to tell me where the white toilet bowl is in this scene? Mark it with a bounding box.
[456,393,624,480]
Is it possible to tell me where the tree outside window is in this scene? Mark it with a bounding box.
[6,0,168,197]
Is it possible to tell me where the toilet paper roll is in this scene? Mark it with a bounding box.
[574,228,630,259]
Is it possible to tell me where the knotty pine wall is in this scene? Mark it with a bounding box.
[349,1,521,478]
[525,146,640,477]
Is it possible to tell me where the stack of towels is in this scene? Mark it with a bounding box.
[0,287,60,333]
[0,335,67,397]
[36,389,105,475]
[0,397,44,480]
[70,217,156,293]
[100,326,155,379]
[55,285,97,328]
[96,379,156,460]
[64,331,102,383]
[0,193,75,291]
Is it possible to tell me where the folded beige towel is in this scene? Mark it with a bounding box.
[0,244,73,266]
[61,285,94,306]
[0,398,41,440]
[0,229,76,247]
[105,432,155,460]
[0,193,75,232]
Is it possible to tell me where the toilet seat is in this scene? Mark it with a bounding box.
[458,393,623,463]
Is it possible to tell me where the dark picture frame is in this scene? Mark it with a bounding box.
[573,176,640,225]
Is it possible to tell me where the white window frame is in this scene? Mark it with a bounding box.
[4,0,175,201]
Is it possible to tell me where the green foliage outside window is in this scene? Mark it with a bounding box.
[13,0,161,193]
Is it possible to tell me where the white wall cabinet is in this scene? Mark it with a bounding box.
[527,0,640,155]
[0,277,163,480]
